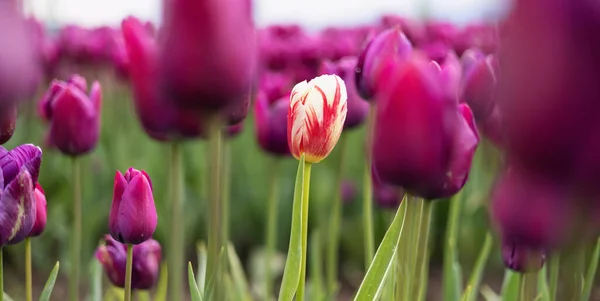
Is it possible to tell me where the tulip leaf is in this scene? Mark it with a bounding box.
[480,285,501,301]
[353,199,408,301]
[154,262,168,301]
[581,237,600,301]
[188,262,204,301]
[462,232,493,301]
[537,266,550,301]
[500,270,521,301]
[197,242,208,293]
[89,257,103,301]
[3,292,14,301]
[136,291,151,301]
[227,242,252,301]
[278,155,306,301]
[39,261,59,301]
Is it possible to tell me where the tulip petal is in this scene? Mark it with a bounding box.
[89,81,102,113]
[109,171,127,242]
[117,173,157,244]
[0,146,16,186]
[5,169,35,245]
[10,144,42,185]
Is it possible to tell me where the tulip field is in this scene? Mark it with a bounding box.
[1,0,600,300]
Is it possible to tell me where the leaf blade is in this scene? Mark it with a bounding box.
[39,261,60,301]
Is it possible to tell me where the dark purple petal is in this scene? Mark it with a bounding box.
[0,146,17,187]
[501,240,545,273]
[5,169,35,245]
[10,144,42,185]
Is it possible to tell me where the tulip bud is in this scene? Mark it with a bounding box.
[255,93,290,156]
[109,168,157,244]
[40,74,102,156]
[0,105,16,145]
[320,57,369,130]
[159,0,256,112]
[355,28,412,100]
[122,16,202,141]
[501,240,545,273]
[96,235,161,289]
[462,54,497,122]
[288,74,348,163]
[0,144,43,190]
[0,169,35,246]
[28,183,47,237]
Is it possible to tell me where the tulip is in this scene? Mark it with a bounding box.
[0,144,43,192]
[0,105,16,145]
[28,183,47,237]
[109,168,157,245]
[258,72,293,104]
[341,180,357,204]
[320,58,369,129]
[121,16,202,141]
[501,240,545,273]
[355,27,412,100]
[288,74,348,164]
[372,53,479,199]
[96,235,161,289]
[159,0,256,112]
[372,169,402,209]
[39,74,102,156]
[462,54,497,122]
[255,93,291,156]
[0,2,40,106]
[0,168,35,246]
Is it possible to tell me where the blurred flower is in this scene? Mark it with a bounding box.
[159,0,256,112]
[0,105,17,145]
[430,52,462,101]
[0,2,41,106]
[460,48,486,79]
[372,169,403,209]
[96,235,161,289]
[288,74,348,163]
[372,53,479,199]
[320,57,369,129]
[355,27,412,100]
[39,74,102,156]
[110,168,157,245]
[341,180,357,204]
[501,240,545,273]
[462,54,497,123]
[258,72,293,103]
[0,144,41,245]
[255,94,290,156]
[121,16,202,141]
[28,183,47,237]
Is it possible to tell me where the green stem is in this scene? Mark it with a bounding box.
[222,138,231,270]
[519,272,537,301]
[206,115,224,299]
[395,194,407,300]
[296,162,312,301]
[409,198,425,298]
[124,244,133,301]
[402,197,417,300]
[326,134,348,296]
[265,158,280,300]
[548,254,560,301]
[416,201,433,301]
[168,142,184,301]
[363,107,376,268]
[25,237,32,301]
[443,191,463,301]
[70,157,81,301]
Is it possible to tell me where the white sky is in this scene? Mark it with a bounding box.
[25,0,505,28]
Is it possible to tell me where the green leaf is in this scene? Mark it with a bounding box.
[89,258,103,301]
[480,285,501,301]
[188,262,204,301]
[353,198,408,301]
[581,237,600,301]
[154,262,168,301]
[278,155,305,301]
[500,270,521,301]
[537,266,550,301]
[197,242,208,293]
[227,242,252,301]
[3,292,14,301]
[39,261,60,301]
[463,232,493,301]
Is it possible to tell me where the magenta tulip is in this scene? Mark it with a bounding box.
[255,93,290,156]
[28,183,47,237]
[501,240,545,273]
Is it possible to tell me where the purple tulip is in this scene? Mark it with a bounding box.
[0,105,16,145]
[372,169,403,209]
[320,57,369,129]
[0,2,41,106]
[39,74,102,156]
[158,0,256,112]
[28,183,47,237]
[122,16,202,141]
[0,144,43,189]
[501,240,545,273]
[254,93,290,156]
[355,27,413,100]
[258,72,293,104]
[462,54,498,123]
[96,235,161,289]
[372,53,479,199]
[110,168,157,245]
[460,48,486,79]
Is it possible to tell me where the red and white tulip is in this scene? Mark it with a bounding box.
[287,74,348,163]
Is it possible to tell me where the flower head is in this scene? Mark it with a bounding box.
[287,74,348,163]
[28,183,47,237]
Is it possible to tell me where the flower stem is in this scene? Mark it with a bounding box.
[416,200,433,301]
[296,162,312,301]
[25,237,32,301]
[265,158,280,300]
[124,244,133,301]
[408,198,425,298]
[363,106,376,268]
[519,272,537,301]
[222,138,231,273]
[168,142,184,301]
[70,157,82,301]
[548,254,560,301]
[326,134,348,296]
[402,197,417,300]
[206,115,224,299]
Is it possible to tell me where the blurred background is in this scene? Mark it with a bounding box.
[4,0,513,300]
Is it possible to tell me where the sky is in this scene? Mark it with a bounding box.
[25,0,506,29]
